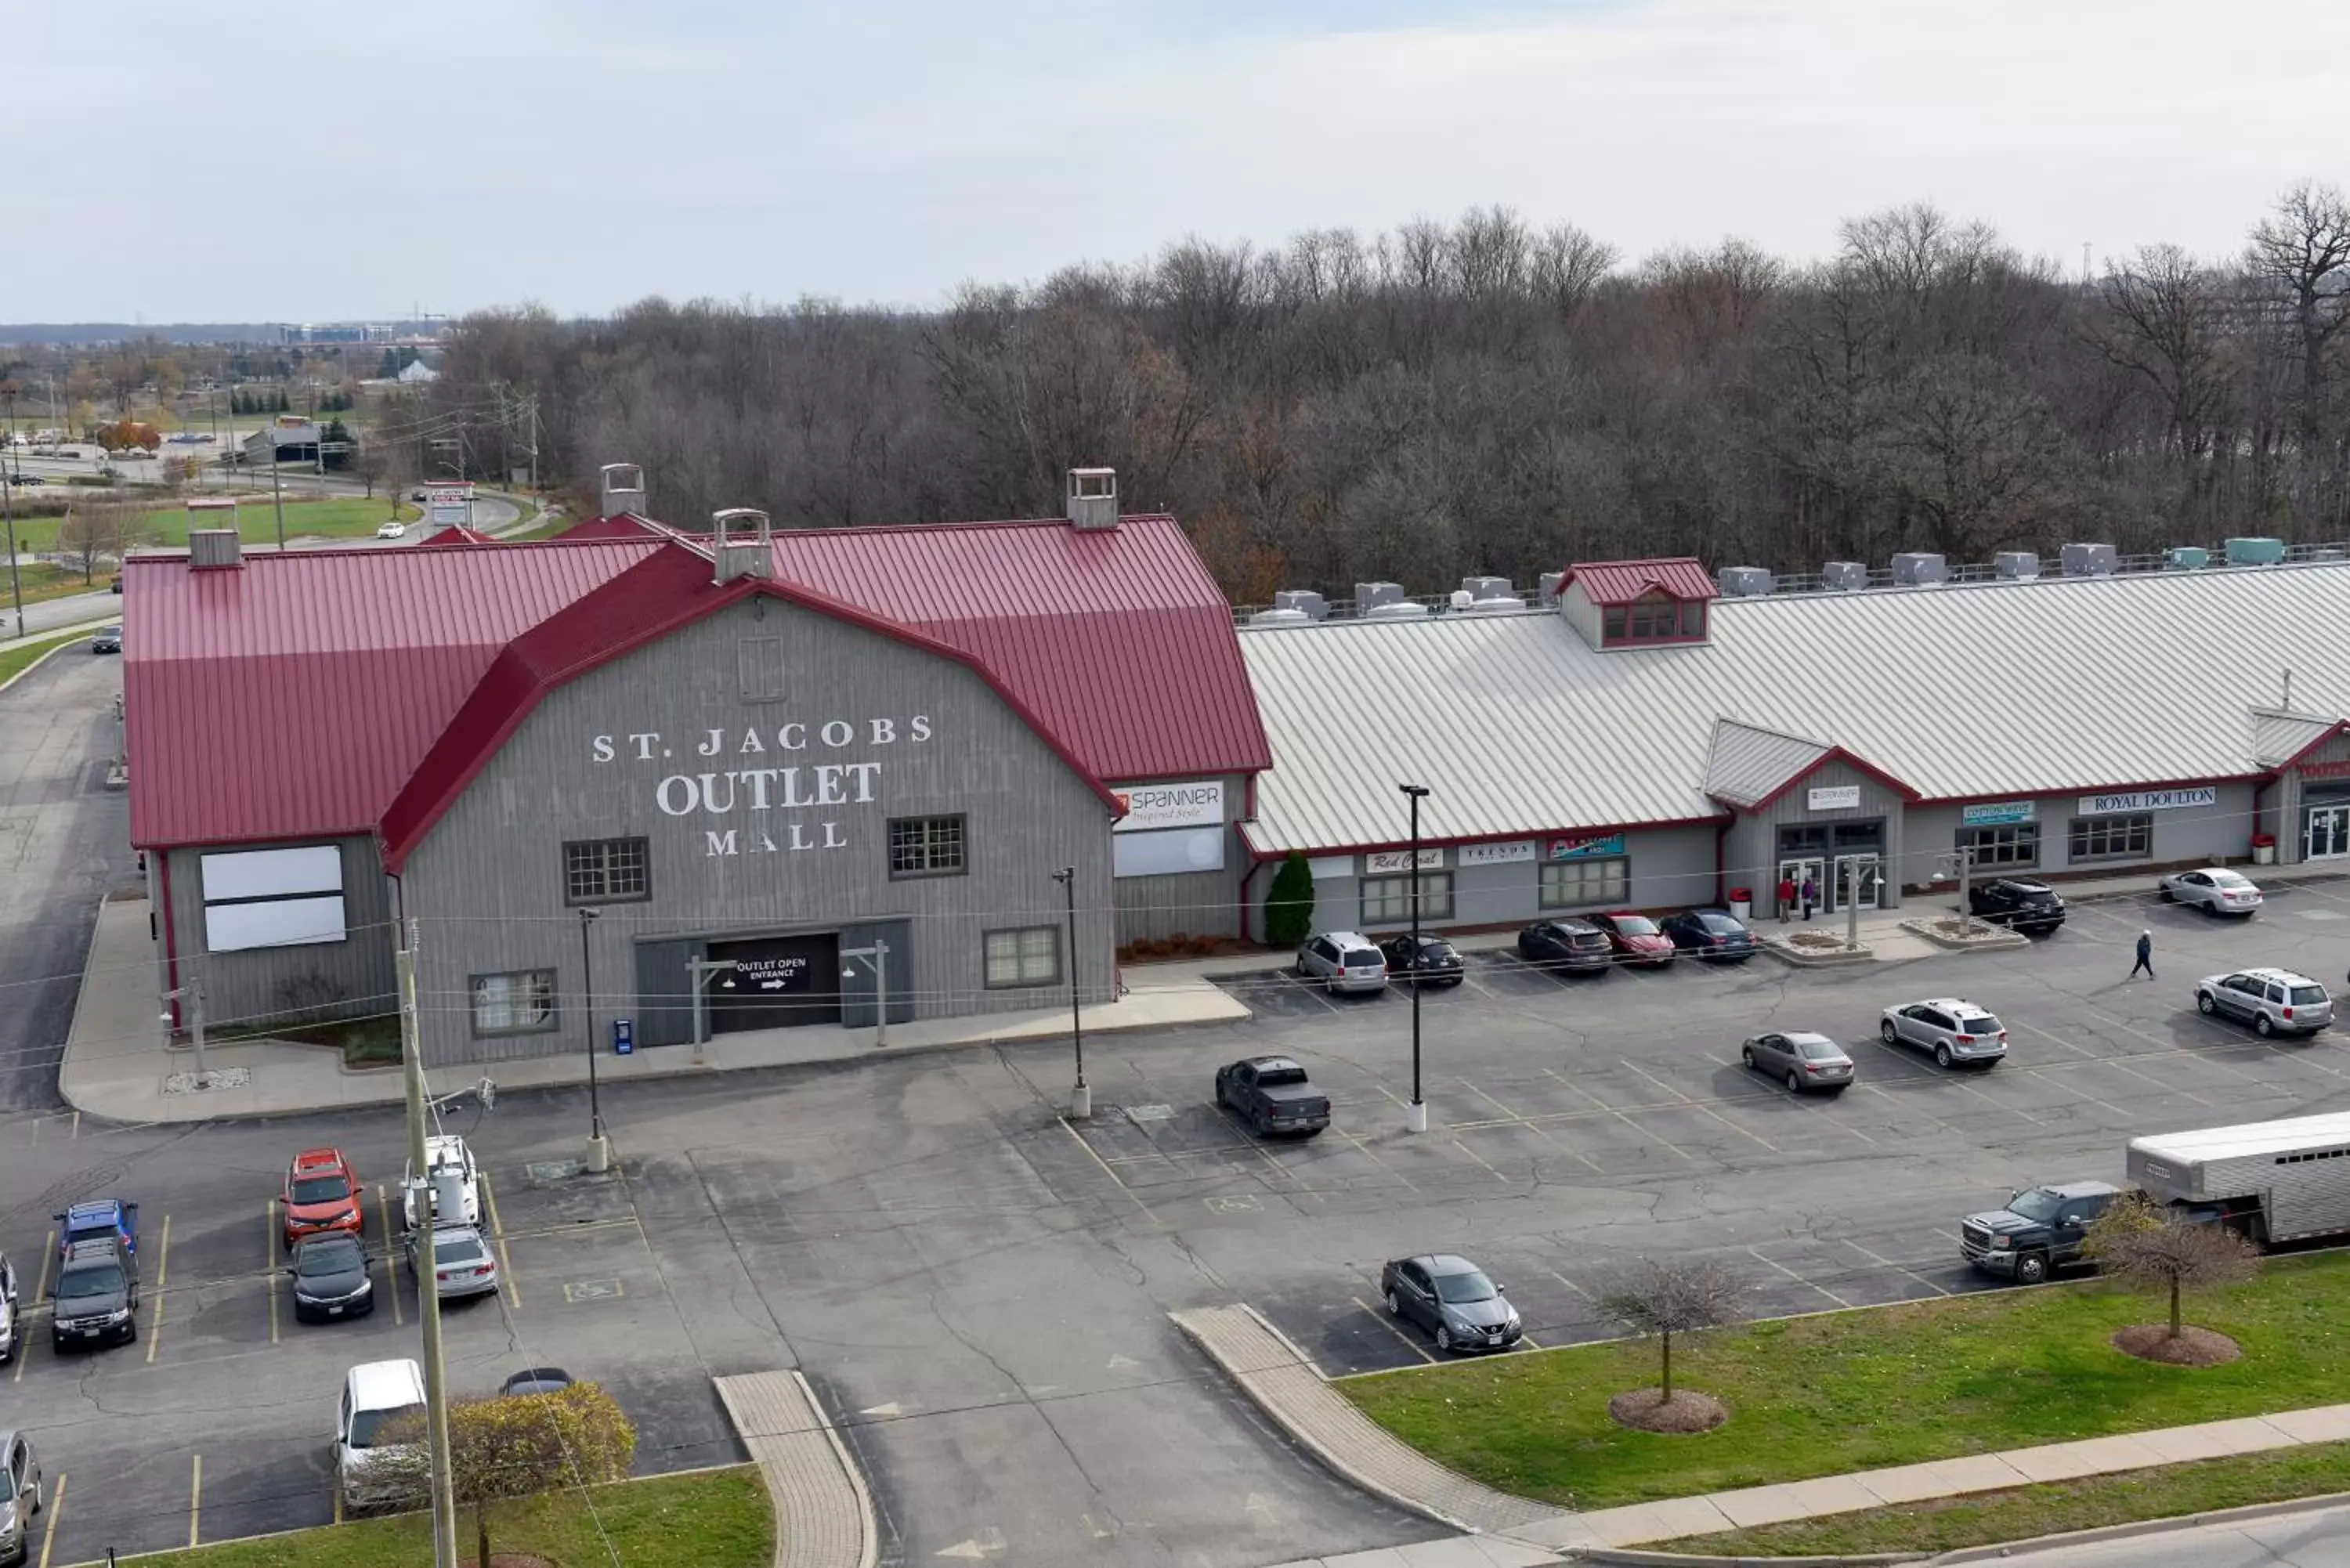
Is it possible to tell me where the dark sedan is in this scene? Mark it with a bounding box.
[1517,919,1612,974]
[1379,1254,1522,1353]
[288,1233,374,1324]
[498,1367,574,1398]
[1659,909,1757,961]
[90,626,122,654]
[1589,912,1676,967]
[1379,932,1464,988]
[1967,878,2066,932]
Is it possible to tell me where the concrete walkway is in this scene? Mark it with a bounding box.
[713,1370,879,1568]
[58,894,1250,1124]
[1175,1297,2350,1560]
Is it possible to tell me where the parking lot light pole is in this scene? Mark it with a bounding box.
[1054,867,1089,1119]
[1401,784,1430,1134]
[579,908,609,1174]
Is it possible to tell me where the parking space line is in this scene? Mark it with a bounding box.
[35,1473,63,1568]
[1337,1130,1422,1195]
[1544,1068,1696,1162]
[1749,1246,1852,1309]
[1450,1136,1511,1183]
[15,1230,51,1383]
[1842,1237,1951,1296]
[1950,1078,2043,1125]
[1622,1058,1781,1152]
[1546,1266,1596,1302]
[1457,1079,1602,1173]
[479,1174,519,1310]
[1209,1108,1304,1185]
[145,1212,172,1363]
[332,1482,342,1526]
[1283,970,1346,1014]
[1059,1117,1158,1216]
[376,1184,404,1326]
[266,1201,280,1344]
[1352,1295,1437,1363]
[189,1452,201,1548]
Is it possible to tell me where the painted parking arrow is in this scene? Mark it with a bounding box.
[859,1401,903,1418]
[935,1529,1006,1559]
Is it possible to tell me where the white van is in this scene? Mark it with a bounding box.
[335,1358,425,1510]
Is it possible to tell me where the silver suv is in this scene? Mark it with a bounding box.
[1296,931,1389,995]
[2196,967,2332,1037]
[1881,997,2008,1069]
[0,1429,43,1567]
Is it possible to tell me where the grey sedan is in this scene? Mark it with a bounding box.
[2160,868,2262,916]
[406,1224,500,1302]
[1379,1254,1522,1353]
[1742,1031,1854,1093]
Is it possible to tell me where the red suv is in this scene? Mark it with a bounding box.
[282,1148,363,1248]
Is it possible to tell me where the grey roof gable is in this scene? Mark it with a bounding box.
[1702,720,1833,809]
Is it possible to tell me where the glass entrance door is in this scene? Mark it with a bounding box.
[1778,858,1823,917]
[2308,805,2350,861]
[1833,854,1882,912]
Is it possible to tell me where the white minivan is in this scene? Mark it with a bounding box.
[335,1358,426,1511]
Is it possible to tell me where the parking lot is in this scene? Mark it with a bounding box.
[2,874,2344,1566]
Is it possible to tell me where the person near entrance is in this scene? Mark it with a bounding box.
[1776,874,1796,922]
[1800,875,1819,921]
[2130,930,2154,980]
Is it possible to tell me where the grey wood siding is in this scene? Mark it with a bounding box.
[1111,772,1250,944]
[399,597,1115,1068]
[2281,732,2350,865]
[162,834,398,1032]
[1724,757,1907,916]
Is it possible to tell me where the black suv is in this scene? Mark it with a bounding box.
[1968,878,2066,932]
[1958,1180,2119,1284]
[1380,932,1465,988]
[1517,919,1612,974]
[50,1237,139,1349]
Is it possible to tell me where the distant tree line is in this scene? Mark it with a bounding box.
[425,180,2350,599]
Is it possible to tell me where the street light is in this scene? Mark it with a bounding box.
[1401,783,1430,1134]
[578,907,609,1173]
[1052,866,1089,1119]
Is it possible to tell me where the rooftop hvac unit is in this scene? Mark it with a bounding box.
[1821,561,1869,591]
[1461,575,1513,600]
[1538,570,1567,602]
[2224,536,2286,566]
[1248,608,1313,627]
[1448,590,1474,611]
[1459,594,1527,615]
[2316,547,2347,562]
[1363,601,1430,620]
[2060,542,2117,576]
[1354,581,1405,610]
[1272,589,1329,620]
[1891,551,1947,587]
[2164,546,2210,571]
[1993,551,2040,580]
[1717,565,1773,597]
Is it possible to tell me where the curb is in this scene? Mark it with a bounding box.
[0,620,114,695]
[1566,1548,1925,1566]
[793,1367,881,1568]
[1926,1485,2350,1563]
[1761,941,1875,967]
[1897,919,2029,954]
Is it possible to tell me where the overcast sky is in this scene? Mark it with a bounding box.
[15,0,2348,323]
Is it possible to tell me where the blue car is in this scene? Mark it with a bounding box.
[56,1199,137,1257]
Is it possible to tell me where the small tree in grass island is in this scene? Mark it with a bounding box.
[378,1379,637,1566]
[2085,1193,2259,1342]
[1264,850,1316,949]
[1597,1256,1745,1408]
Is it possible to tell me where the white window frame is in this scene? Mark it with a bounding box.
[983,926,1060,988]
[470,970,557,1036]
[1361,871,1455,925]
[1539,857,1630,910]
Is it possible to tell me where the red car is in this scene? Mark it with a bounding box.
[1589,912,1677,968]
[282,1147,363,1247]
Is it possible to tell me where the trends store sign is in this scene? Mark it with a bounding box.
[589,716,934,858]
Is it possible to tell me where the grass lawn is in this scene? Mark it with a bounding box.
[10,496,418,552]
[0,625,104,685]
[216,1012,403,1069]
[125,1466,772,1567]
[1341,1252,2350,1509]
[1657,1439,2350,1557]
[2,559,116,605]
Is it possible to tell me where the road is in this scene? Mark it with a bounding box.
[2005,1501,2350,1563]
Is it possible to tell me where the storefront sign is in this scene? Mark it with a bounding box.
[589,716,935,857]
[1365,848,1444,875]
[2302,758,2350,780]
[1457,840,1535,867]
[1111,779,1224,832]
[1806,785,1862,811]
[1546,833,1625,861]
[1962,801,2037,826]
[2080,787,2217,815]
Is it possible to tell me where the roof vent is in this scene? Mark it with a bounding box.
[1892,551,1947,587]
[1460,595,1526,615]
[1362,600,1430,620]
[599,462,645,518]
[1993,551,2040,580]
[1822,561,1868,591]
[1354,581,1405,611]
[1248,607,1312,627]
[1461,575,1513,601]
[1717,566,1773,597]
[1067,468,1118,531]
[1272,590,1328,621]
[2224,536,2286,566]
[188,527,242,570]
[2060,542,2117,576]
[710,508,774,584]
[1538,570,1567,603]
[2164,546,2210,571]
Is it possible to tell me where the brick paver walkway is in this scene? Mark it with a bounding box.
[714,1370,879,1568]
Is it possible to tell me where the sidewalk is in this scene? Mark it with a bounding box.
[58,896,1250,1125]
[1175,1302,2350,1562]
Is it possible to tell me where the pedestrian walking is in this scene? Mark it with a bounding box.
[2130,930,2154,979]
[1800,876,1818,921]
[1776,875,1796,922]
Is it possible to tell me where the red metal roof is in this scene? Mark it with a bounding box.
[416,524,493,546]
[126,513,1267,851]
[1561,558,1719,605]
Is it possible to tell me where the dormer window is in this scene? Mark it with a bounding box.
[1560,559,1717,650]
[1603,592,1706,645]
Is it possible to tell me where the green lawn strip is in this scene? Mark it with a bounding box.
[12,496,417,551]
[0,626,103,685]
[2,559,115,605]
[1653,1440,2350,1558]
[214,1012,403,1068]
[124,1465,772,1567]
[1340,1252,2350,1509]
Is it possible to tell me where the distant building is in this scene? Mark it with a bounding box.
[242,421,320,465]
[396,358,440,385]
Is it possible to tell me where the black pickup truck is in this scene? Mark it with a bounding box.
[1215,1056,1332,1138]
[1958,1180,2119,1284]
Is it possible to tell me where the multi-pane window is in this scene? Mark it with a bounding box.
[1958,823,2039,869]
[889,815,966,878]
[2068,813,2153,862]
[470,970,555,1035]
[1539,858,1630,909]
[1601,597,1705,645]
[1361,871,1455,924]
[984,927,1060,988]
[563,837,650,905]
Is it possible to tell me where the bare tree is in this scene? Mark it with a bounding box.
[2084,1194,2258,1341]
[2092,245,2234,500]
[55,500,146,584]
[1596,1256,1744,1404]
[2246,180,2350,453]
[378,1381,635,1566]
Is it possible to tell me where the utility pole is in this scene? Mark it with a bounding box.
[841,937,891,1048]
[269,438,284,552]
[0,381,19,641]
[1053,868,1088,1118]
[396,923,459,1568]
[1401,784,1430,1133]
[161,978,209,1085]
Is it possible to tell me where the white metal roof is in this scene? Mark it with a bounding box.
[2131,1111,2350,1165]
[2249,708,2337,768]
[1703,720,1832,809]
[1239,560,2350,853]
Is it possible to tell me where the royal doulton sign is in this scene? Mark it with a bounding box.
[590,716,934,856]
